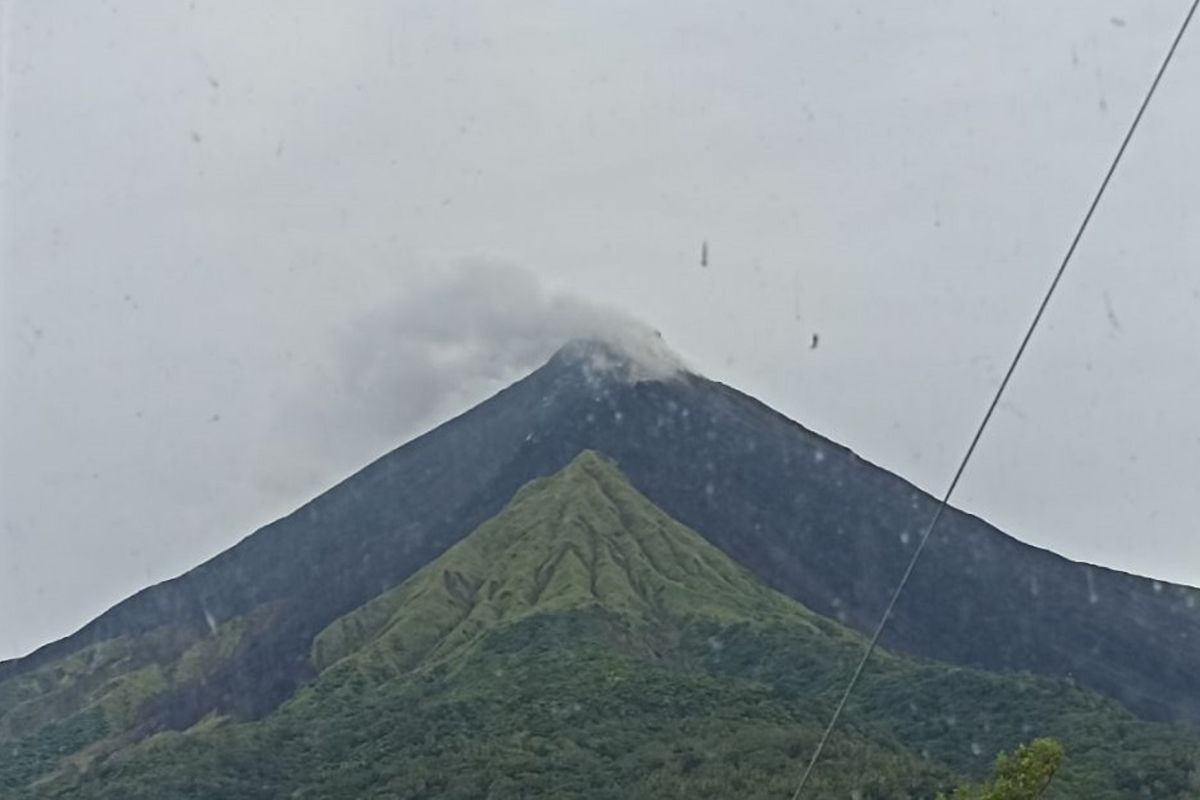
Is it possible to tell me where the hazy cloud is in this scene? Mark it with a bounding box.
[337,258,664,435]
[256,257,682,499]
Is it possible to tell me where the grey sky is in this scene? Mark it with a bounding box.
[2,0,1198,661]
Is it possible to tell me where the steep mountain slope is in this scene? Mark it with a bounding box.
[307,449,850,676]
[2,339,1198,736]
[11,453,1199,799]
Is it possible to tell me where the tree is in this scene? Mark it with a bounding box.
[941,739,1064,800]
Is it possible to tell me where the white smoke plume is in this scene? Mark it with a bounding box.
[340,258,685,428]
[255,258,685,499]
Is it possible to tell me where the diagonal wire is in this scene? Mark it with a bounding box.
[789,2,1200,797]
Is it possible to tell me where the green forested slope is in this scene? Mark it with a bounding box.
[6,451,1199,798]
[0,605,281,793]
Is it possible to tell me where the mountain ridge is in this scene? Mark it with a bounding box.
[3,340,1198,730]
[9,452,1200,799]
[309,449,846,676]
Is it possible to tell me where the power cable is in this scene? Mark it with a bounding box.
[789,2,1200,796]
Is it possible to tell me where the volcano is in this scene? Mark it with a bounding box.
[7,451,1200,798]
[3,338,1199,739]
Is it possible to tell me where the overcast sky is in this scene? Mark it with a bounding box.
[2,0,1198,661]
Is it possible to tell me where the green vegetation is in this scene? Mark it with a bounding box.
[944,739,1063,799]
[22,608,951,799]
[5,451,1200,798]
[0,610,264,791]
[0,707,109,793]
[22,606,1200,799]
[314,450,841,679]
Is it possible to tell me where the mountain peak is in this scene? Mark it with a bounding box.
[310,449,813,674]
[551,328,690,383]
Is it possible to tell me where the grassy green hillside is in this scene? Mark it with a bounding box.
[0,605,282,794]
[5,451,1199,798]
[310,448,861,676]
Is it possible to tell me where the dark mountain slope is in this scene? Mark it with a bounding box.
[16,453,1200,799]
[2,340,1198,731]
[306,449,856,677]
